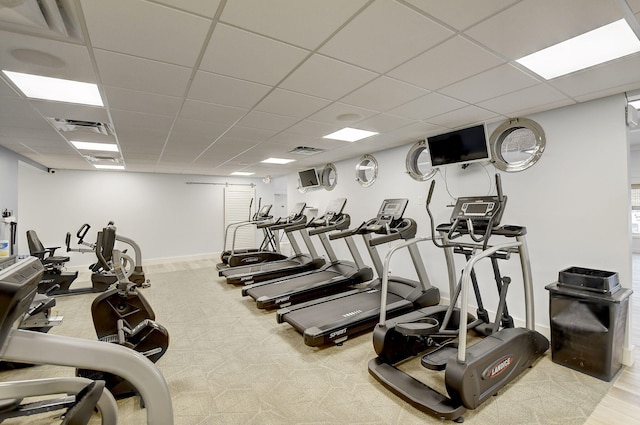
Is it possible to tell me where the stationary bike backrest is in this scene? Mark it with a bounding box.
[95,226,117,271]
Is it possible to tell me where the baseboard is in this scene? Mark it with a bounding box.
[623,344,636,367]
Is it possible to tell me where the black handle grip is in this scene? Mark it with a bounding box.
[427,180,435,206]
[368,231,401,247]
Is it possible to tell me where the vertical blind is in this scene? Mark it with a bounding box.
[223,186,256,251]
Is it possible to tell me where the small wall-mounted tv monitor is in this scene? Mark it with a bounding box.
[427,124,490,168]
[298,168,320,188]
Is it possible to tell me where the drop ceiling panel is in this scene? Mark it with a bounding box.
[254,89,331,118]
[151,0,222,18]
[548,54,640,98]
[404,0,520,31]
[81,0,212,67]
[320,0,453,73]
[465,0,624,59]
[0,30,95,82]
[353,113,414,133]
[307,102,378,125]
[0,97,51,129]
[223,126,276,142]
[340,76,429,113]
[236,111,300,132]
[388,92,467,121]
[285,120,342,138]
[188,71,272,109]
[94,50,192,97]
[179,99,247,126]
[478,84,573,116]
[426,105,501,128]
[0,80,18,97]
[440,64,541,104]
[388,36,504,90]
[280,54,378,101]
[199,24,309,86]
[628,0,640,12]
[219,0,369,50]
[103,86,182,117]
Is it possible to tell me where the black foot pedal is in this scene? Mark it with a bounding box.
[396,317,439,337]
[421,342,458,371]
[61,380,105,425]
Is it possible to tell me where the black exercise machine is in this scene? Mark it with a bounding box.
[242,199,372,310]
[368,176,549,423]
[277,198,440,346]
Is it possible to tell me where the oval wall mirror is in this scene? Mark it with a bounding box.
[405,140,436,181]
[355,154,378,187]
[320,163,338,191]
[490,118,546,172]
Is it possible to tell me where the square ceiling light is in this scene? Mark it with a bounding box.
[93,164,124,170]
[261,157,295,164]
[2,70,104,106]
[323,127,378,142]
[231,171,255,176]
[516,19,640,80]
[71,141,119,152]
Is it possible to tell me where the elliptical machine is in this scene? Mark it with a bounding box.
[76,225,168,401]
[66,222,148,289]
[368,175,549,423]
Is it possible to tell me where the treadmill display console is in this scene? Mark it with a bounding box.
[378,198,408,220]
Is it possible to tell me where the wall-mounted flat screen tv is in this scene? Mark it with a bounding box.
[298,168,320,188]
[427,124,490,168]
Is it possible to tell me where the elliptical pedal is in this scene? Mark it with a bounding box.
[421,342,458,371]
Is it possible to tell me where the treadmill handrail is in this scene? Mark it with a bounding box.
[307,216,350,236]
[271,217,308,231]
[368,231,402,247]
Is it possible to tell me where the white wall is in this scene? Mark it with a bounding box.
[287,95,632,335]
[17,164,283,266]
[629,146,640,252]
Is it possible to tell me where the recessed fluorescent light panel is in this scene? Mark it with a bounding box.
[516,19,640,80]
[323,127,378,142]
[231,171,255,176]
[2,70,104,106]
[261,158,295,164]
[71,141,119,152]
[93,164,125,170]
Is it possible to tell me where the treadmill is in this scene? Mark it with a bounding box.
[216,202,276,270]
[220,201,328,285]
[242,198,374,309]
[217,202,306,270]
[276,199,440,347]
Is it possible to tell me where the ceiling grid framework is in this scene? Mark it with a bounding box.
[0,0,639,176]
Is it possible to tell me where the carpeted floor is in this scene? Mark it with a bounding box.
[0,259,618,424]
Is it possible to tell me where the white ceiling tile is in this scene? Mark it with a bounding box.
[236,111,299,132]
[389,36,505,90]
[219,0,369,50]
[353,113,414,133]
[439,64,540,104]
[307,102,378,125]
[223,126,276,142]
[180,99,247,126]
[81,0,212,67]
[285,120,342,138]
[200,24,309,86]
[0,97,51,129]
[466,0,624,60]
[404,0,519,31]
[0,80,18,97]
[94,50,192,97]
[320,1,453,73]
[103,86,182,117]
[188,71,272,109]
[280,54,378,100]
[388,93,467,120]
[0,30,95,82]
[110,110,173,153]
[425,105,501,128]
[340,77,429,113]
[254,89,331,118]
[628,0,640,12]
[150,0,222,18]
[477,84,572,116]
[549,53,640,98]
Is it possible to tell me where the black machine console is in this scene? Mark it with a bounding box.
[364,198,409,234]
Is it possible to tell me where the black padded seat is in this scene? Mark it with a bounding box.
[26,230,70,265]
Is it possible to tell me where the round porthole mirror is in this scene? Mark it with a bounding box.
[406,140,436,181]
[320,163,338,191]
[490,118,545,172]
[355,154,378,187]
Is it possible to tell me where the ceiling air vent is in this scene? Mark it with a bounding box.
[47,117,114,136]
[0,0,82,40]
[288,146,324,156]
